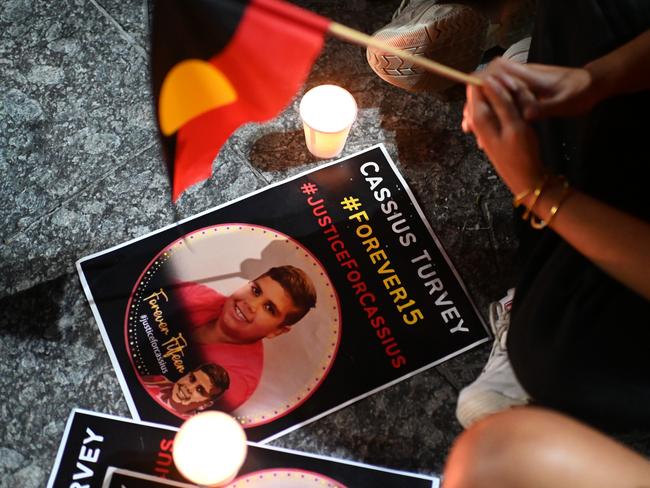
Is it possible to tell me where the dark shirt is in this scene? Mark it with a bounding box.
[507,0,650,432]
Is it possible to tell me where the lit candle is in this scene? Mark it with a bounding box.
[299,84,357,159]
[173,411,247,487]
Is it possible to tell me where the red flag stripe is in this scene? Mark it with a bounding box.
[171,1,328,200]
[252,0,330,33]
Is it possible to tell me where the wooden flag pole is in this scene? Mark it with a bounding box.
[328,22,483,87]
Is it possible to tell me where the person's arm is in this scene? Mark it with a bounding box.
[482,30,650,119]
[584,29,650,102]
[463,75,650,301]
[521,182,650,301]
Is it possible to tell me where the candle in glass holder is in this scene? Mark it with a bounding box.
[299,84,357,159]
[172,411,247,487]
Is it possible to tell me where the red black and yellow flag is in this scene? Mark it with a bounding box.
[152,0,329,200]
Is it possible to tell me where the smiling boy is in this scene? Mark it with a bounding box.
[142,362,230,417]
[174,265,317,412]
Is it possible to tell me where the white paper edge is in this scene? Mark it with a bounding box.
[103,468,198,487]
[375,143,490,336]
[47,408,179,488]
[76,261,141,420]
[246,441,440,487]
[75,143,489,451]
[47,409,76,488]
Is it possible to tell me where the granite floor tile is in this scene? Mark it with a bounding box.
[0,145,268,298]
[89,0,151,54]
[0,0,156,241]
[435,347,491,393]
[272,368,462,475]
[0,274,130,487]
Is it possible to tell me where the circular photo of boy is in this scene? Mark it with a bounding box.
[125,224,341,426]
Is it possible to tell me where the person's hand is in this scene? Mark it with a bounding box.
[480,57,596,120]
[462,75,546,195]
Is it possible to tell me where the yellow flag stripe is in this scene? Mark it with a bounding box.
[159,59,237,136]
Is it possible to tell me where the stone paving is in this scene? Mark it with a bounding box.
[0,1,522,485]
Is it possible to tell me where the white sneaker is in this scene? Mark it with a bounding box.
[366,1,491,92]
[366,1,535,92]
[502,35,531,63]
[455,289,530,428]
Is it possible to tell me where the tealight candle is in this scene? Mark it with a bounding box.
[173,411,247,487]
[299,84,357,159]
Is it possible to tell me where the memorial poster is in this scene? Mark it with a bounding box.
[47,410,439,487]
[77,145,489,442]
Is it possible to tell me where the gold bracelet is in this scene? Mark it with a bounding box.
[522,175,549,221]
[546,180,573,227]
[512,188,532,208]
[530,176,571,230]
[530,214,547,229]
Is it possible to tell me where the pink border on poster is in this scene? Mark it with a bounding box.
[123,223,343,427]
[228,467,346,487]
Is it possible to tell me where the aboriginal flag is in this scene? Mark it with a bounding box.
[153,0,329,200]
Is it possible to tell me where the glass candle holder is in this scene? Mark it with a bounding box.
[299,84,357,159]
[173,411,247,487]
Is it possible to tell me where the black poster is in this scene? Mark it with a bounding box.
[77,145,488,442]
[47,410,439,487]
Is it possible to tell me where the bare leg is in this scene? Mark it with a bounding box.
[443,407,650,488]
